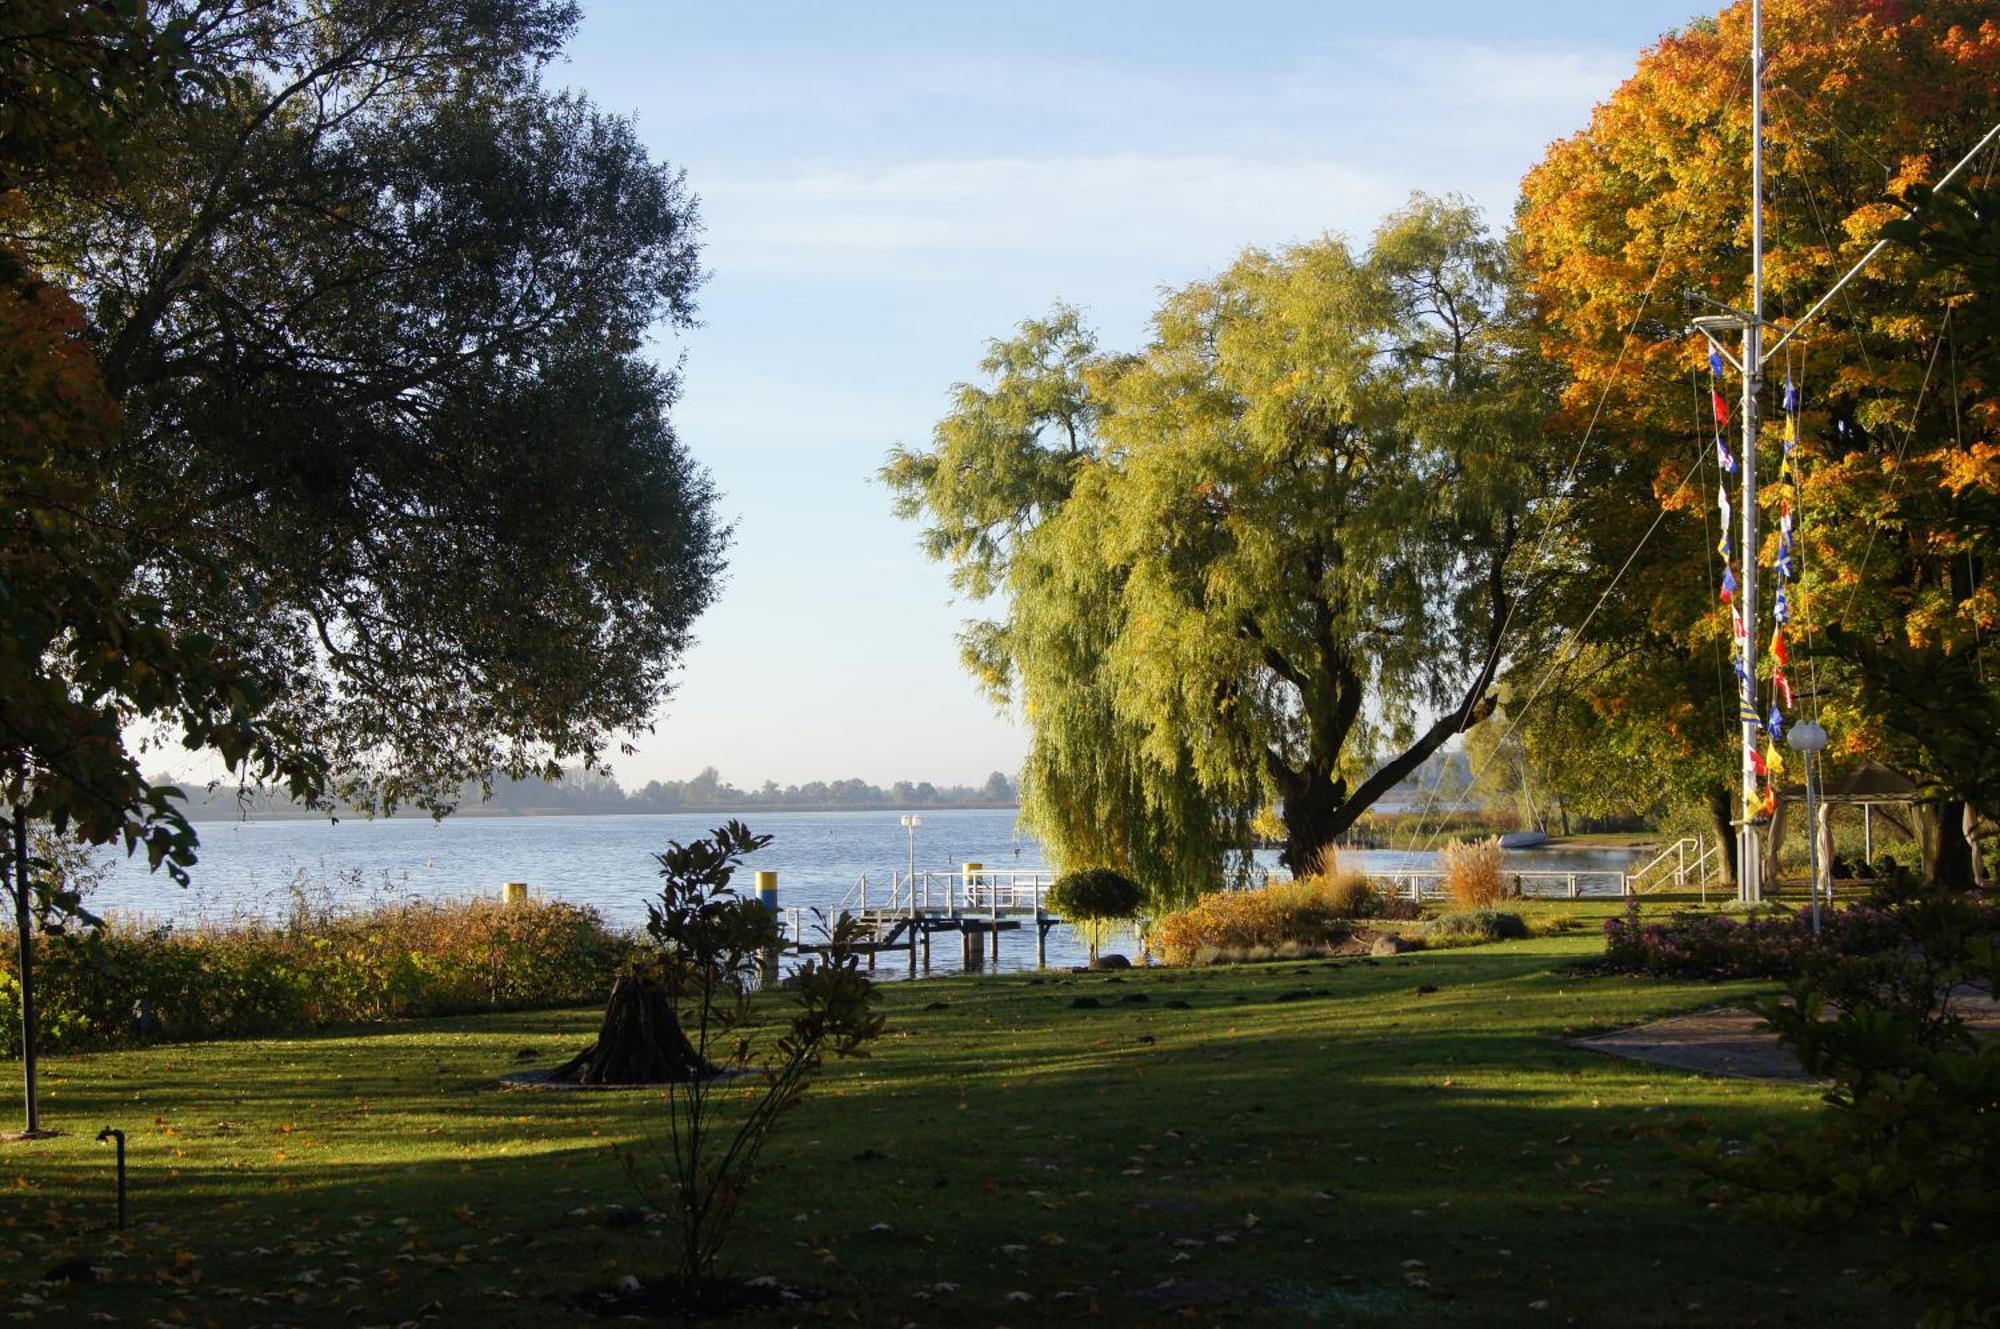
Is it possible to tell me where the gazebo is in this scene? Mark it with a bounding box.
[1769,761,1925,897]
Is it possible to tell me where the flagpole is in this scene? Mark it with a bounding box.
[1737,0,1766,904]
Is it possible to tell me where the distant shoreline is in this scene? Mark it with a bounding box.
[183,801,1024,824]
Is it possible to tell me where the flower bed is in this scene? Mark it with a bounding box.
[1601,903,1910,979]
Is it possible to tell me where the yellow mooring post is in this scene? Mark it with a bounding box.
[756,871,780,984]
[502,881,528,906]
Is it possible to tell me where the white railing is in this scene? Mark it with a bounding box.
[871,868,1059,917]
[1627,835,1724,892]
[1363,868,1631,900]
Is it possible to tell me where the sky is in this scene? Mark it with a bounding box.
[554,0,1716,790]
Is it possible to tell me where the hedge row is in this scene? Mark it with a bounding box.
[1,896,634,1053]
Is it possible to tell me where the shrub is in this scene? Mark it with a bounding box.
[1429,909,1530,945]
[1048,867,1146,959]
[1441,836,1507,907]
[1149,877,1359,966]
[1693,888,2000,1328]
[1293,847,1383,919]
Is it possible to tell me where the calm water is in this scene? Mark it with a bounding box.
[94,809,1642,977]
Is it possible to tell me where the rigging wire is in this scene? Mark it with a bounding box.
[1838,307,1953,623]
[1388,167,1722,855]
[1408,433,1712,858]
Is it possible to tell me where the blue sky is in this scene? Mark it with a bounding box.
[560,0,1714,788]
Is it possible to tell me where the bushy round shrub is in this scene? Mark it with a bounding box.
[1047,868,1145,922]
[1428,909,1530,945]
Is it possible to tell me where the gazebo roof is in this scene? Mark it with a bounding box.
[1780,760,1924,805]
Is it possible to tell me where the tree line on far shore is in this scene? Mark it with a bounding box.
[164,767,1021,820]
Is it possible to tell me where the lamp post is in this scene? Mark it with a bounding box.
[900,814,922,892]
[1787,720,1829,935]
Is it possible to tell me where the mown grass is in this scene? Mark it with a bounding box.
[0,920,1889,1327]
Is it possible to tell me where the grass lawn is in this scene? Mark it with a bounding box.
[1,921,1888,1327]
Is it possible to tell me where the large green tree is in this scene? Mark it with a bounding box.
[2,1,724,1128]
[887,198,1557,896]
[6,0,724,823]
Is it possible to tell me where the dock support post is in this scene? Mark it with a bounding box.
[1036,911,1047,969]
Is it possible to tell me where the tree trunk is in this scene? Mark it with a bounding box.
[1920,799,1975,890]
[1707,784,1738,889]
[547,974,710,1085]
[1279,769,1343,876]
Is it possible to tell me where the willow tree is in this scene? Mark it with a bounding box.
[887,198,1556,896]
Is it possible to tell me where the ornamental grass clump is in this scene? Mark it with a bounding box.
[1441,836,1508,907]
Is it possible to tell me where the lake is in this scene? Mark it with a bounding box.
[94,808,1643,977]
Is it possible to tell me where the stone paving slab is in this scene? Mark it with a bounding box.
[1571,990,1999,1082]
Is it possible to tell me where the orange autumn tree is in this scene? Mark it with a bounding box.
[1513,0,2000,882]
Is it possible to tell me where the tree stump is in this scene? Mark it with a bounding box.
[546,974,711,1085]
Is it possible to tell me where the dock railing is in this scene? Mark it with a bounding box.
[1363,868,1630,900]
[861,868,1059,919]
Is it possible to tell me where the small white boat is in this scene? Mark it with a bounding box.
[1499,830,1550,850]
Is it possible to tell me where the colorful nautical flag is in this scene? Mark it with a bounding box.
[1766,740,1787,780]
[1734,607,1748,642]
[1773,584,1789,624]
[1783,378,1800,415]
[1717,436,1737,474]
[1740,697,1763,727]
[1776,532,1795,579]
[1770,627,1790,665]
[1720,567,1738,603]
[1775,667,1794,708]
[1750,747,1767,777]
[1712,390,1731,427]
[1768,705,1787,742]
[1710,348,1726,378]
[1733,649,1751,686]
[1783,415,1797,445]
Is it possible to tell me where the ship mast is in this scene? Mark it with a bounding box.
[1686,2,2000,903]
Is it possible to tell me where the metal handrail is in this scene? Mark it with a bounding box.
[1628,836,1724,891]
[1363,868,1631,900]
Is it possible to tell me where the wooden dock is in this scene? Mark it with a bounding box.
[780,868,1066,970]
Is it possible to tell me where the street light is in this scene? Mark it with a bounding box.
[900,814,922,888]
[1787,720,1830,935]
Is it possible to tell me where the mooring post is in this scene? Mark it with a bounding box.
[756,871,779,984]
[502,881,528,906]
[1036,911,1047,968]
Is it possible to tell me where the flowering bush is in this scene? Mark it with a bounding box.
[0,895,633,1053]
[1601,902,1911,979]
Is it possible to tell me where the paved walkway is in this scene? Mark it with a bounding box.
[1572,990,2000,1081]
